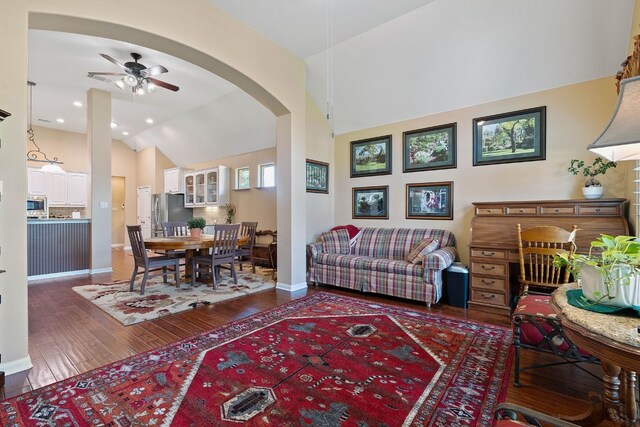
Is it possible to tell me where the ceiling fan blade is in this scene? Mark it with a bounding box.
[141,65,168,77]
[88,72,127,76]
[100,53,128,71]
[87,73,114,83]
[147,77,180,92]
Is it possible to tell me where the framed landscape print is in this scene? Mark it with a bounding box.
[406,181,453,220]
[473,106,546,166]
[352,186,389,219]
[306,159,329,193]
[350,135,392,178]
[403,123,456,172]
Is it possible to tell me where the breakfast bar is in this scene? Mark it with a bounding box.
[27,218,91,279]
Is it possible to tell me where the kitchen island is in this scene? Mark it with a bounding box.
[27,218,91,280]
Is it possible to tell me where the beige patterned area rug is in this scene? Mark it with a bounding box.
[73,268,275,326]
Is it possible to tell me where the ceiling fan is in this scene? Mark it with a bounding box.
[87,52,179,94]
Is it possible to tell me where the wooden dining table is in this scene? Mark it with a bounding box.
[144,234,248,279]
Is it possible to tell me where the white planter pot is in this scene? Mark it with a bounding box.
[580,264,640,307]
[582,186,603,199]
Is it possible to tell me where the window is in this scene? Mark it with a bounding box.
[259,163,275,187]
[236,167,250,190]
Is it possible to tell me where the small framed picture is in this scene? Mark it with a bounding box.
[473,106,546,166]
[406,181,453,220]
[403,123,456,172]
[353,186,389,219]
[350,135,392,178]
[306,159,329,193]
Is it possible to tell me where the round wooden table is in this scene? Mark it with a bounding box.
[551,284,640,426]
[144,235,248,278]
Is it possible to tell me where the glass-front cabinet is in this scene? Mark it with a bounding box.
[184,166,229,207]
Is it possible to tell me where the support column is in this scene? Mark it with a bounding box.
[87,89,112,273]
[275,113,307,292]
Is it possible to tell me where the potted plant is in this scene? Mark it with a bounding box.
[224,203,236,224]
[187,217,206,237]
[554,234,640,307]
[568,157,617,199]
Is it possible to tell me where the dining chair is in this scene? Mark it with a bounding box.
[162,221,189,237]
[237,221,258,273]
[191,223,240,288]
[512,224,598,387]
[126,225,181,295]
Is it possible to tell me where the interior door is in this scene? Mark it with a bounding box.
[137,185,152,238]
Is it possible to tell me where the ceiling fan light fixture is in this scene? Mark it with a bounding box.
[123,74,138,87]
[136,85,145,96]
[147,81,158,93]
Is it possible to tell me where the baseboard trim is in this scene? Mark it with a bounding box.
[28,269,90,281]
[276,281,307,292]
[111,243,124,248]
[90,267,113,275]
[0,356,33,375]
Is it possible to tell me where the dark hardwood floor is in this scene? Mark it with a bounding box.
[2,248,610,425]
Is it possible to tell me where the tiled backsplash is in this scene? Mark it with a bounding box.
[193,206,227,226]
[49,207,87,219]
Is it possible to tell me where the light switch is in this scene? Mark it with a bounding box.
[100,201,108,209]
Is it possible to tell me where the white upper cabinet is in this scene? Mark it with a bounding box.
[47,172,68,206]
[183,166,229,207]
[164,167,189,194]
[66,173,88,206]
[27,168,47,196]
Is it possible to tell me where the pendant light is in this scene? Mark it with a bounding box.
[26,81,64,173]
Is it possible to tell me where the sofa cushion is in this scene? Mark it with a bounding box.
[353,228,455,260]
[406,238,439,264]
[316,253,364,268]
[357,257,424,277]
[320,229,351,254]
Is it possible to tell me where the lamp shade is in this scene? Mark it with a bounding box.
[588,75,640,161]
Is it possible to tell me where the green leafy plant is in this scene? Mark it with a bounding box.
[187,216,206,230]
[554,234,640,301]
[567,157,617,187]
[224,203,236,224]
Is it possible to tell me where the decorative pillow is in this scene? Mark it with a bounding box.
[321,229,351,254]
[406,238,440,264]
[331,225,362,247]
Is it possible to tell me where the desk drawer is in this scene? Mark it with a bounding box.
[505,206,537,215]
[471,290,507,306]
[475,207,504,215]
[578,205,619,215]
[471,261,506,277]
[472,276,508,291]
[539,206,576,215]
[471,248,507,260]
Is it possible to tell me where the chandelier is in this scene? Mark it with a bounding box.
[26,81,64,173]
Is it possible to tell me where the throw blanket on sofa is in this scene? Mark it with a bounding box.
[307,227,457,305]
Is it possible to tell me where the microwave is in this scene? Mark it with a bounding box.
[27,195,48,218]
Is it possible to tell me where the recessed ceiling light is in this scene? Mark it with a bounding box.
[146,118,154,124]
[110,122,119,128]
[73,101,83,107]
[122,131,129,136]
[56,118,65,123]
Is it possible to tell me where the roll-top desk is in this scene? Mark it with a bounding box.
[469,198,629,315]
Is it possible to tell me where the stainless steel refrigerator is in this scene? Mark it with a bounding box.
[151,193,193,237]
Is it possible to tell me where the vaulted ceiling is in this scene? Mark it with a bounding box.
[28,0,634,166]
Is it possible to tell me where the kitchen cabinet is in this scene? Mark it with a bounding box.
[47,172,68,206]
[27,168,47,196]
[163,167,189,194]
[184,166,229,207]
[66,173,88,206]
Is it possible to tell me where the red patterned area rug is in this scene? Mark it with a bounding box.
[0,293,513,426]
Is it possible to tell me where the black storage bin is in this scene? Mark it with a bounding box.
[445,262,469,308]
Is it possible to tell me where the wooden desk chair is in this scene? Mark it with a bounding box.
[191,223,240,288]
[495,402,580,426]
[253,230,277,280]
[237,221,258,273]
[512,224,598,387]
[126,225,181,295]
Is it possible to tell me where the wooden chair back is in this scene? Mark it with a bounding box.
[127,225,149,266]
[239,221,258,250]
[162,221,189,237]
[517,224,577,294]
[212,223,240,263]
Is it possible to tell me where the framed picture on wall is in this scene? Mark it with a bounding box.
[406,181,453,220]
[350,135,392,178]
[403,123,457,172]
[306,159,329,193]
[473,106,546,166]
[352,186,389,219]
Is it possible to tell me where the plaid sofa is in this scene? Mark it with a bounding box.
[307,227,457,305]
